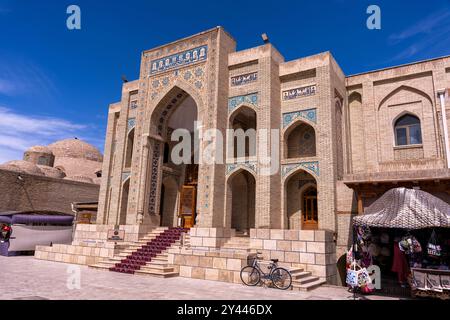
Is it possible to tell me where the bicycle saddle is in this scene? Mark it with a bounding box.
[271,259,279,263]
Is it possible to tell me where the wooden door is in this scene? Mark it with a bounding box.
[179,185,196,228]
[302,187,318,230]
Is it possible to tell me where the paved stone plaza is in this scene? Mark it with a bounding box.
[1,256,399,300]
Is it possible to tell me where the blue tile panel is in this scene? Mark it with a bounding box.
[228,93,258,112]
[282,85,317,100]
[149,45,207,74]
[283,108,317,127]
[281,161,319,178]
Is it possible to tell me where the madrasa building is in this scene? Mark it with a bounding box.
[35,27,450,287]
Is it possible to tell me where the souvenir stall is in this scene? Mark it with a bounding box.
[346,188,450,299]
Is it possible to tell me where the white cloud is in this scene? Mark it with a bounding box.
[389,10,450,43]
[0,107,95,163]
[0,57,60,102]
[387,8,450,62]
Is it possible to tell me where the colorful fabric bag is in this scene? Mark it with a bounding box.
[346,262,371,288]
[346,262,361,288]
[357,267,371,287]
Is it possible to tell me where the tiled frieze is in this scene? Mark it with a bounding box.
[282,84,317,101]
[228,93,258,113]
[283,108,317,128]
[282,161,320,178]
[127,118,136,131]
[226,162,257,176]
[149,45,207,75]
[230,72,258,86]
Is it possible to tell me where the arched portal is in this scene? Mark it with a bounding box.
[284,169,318,230]
[147,85,199,229]
[284,121,316,159]
[226,169,256,234]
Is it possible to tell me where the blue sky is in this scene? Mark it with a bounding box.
[0,0,449,163]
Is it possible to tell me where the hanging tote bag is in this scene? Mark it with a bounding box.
[427,230,442,258]
[346,261,361,288]
[346,261,370,288]
[357,267,371,288]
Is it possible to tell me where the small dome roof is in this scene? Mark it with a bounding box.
[48,138,103,162]
[0,160,44,176]
[25,145,54,155]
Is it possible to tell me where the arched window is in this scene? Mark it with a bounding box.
[286,122,316,159]
[394,114,422,146]
[124,128,135,168]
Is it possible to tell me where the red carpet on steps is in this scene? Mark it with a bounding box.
[109,227,188,274]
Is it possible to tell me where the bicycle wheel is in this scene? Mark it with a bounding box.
[271,267,292,290]
[240,266,261,286]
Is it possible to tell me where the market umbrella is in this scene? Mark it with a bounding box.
[353,187,450,229]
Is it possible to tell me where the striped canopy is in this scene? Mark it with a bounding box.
[353,188,450,229]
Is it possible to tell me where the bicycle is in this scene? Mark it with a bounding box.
[240,252,292,290]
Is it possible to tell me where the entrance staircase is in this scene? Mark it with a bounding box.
[89,227,188,278]
[221,232,253,254]
[290,268,327,291]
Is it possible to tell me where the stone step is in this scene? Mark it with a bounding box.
[135,269,179,278]
[292,279,327,291]
[151,257,169,263]
[292,275,318,285]
[146,260,170,266]
[288,268,304,274]
[89,263,113,270]
[140,265,175,273]
[292,271,312,280]
[90,259,117,266]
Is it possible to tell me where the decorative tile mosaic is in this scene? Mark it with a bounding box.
[149,65,206,101]
[130,100,138,109]
[149,45,207,74]
[226,161,257,176]
[195,67,204,77]
[231,72,258,86]
[127,118,136,130]
[184,70,192,80]
[228,93,258,112]
[155,92,187,136]
[282,85,317,100]
[148,142,161,215]
[283,108,317,128]
[281,161,319,178]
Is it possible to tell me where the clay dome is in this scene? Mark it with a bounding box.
[26,145,54,155]
[48,138,103,162]
[0,160,44,176]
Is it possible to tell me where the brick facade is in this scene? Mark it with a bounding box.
[93,27,450,284]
